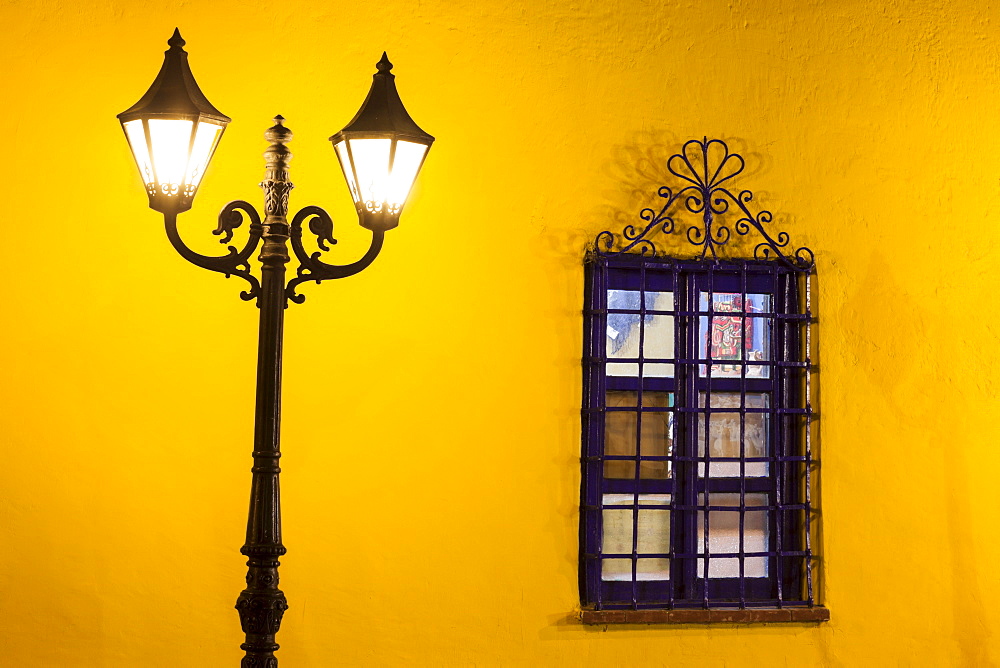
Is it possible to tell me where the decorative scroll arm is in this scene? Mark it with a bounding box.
[163,200,263,302]
[285,205,386,304]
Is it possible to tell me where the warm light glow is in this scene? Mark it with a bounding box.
[348,138,392,212]
[341,137,428,215]
[124,119,224,199]
[148,119,194,195]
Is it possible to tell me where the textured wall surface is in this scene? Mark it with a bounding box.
[2,0,999,665]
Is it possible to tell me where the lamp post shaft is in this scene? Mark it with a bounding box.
[235,117,294,667]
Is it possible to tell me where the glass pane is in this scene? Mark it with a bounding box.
[697,493,769,578]
[147,119,194,195]
[697,392,769,477]
[606,290,674,377]
[698,293,772,378]
[123,120,154,188]
[348,138,392,213]
[601,494,671,581]
[334,140,360,203]
[388,140,428,213]
[604,391,673,479]
[183,121,223,191]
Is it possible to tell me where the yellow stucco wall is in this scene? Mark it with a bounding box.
[3,0,999,665]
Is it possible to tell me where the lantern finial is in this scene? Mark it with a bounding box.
[168,28,185,49]
[377,53,393,74]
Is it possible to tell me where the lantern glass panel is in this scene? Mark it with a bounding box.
[147,119,194,195]
[184,121,224,190]
[388,140,428,211]
[334,139,360,203]
[123,120,155,189]
[347,138,392,213]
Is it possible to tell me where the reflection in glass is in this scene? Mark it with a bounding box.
[697,393,769,477]
[601,494,671,581]
[606,290,674,377]
[697,493,769,578]
[698,293,771,378]
[604,392,673,479]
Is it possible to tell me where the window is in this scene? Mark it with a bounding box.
[581,254,816,613]
[579,138,824,621]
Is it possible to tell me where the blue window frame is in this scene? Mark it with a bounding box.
[581,253,815,610]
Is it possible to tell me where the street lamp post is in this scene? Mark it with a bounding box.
[118,29,434,667]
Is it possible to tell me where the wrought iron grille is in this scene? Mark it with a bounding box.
[581,138,816,610]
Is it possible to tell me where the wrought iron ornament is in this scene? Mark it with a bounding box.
[594,138,814,271]
[165,116,386,308]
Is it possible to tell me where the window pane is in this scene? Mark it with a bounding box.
[697,392,769,477]
[606,290,674,377]
[697,493,769,578]
[601,494,671,581]
[604,391,673,479]
[698,293,771,378]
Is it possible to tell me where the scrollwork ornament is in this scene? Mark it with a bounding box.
[285,205,384,304]
[592,137,814,272]
[214,200,262,244]
[686,224,704,246]
[164,202,264,303]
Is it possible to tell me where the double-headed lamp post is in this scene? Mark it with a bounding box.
[118,29,433,667]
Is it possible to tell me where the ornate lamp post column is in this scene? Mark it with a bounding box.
[117,30,434,667]
[234,116,293,668]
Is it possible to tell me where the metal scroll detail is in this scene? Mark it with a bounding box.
[285,205,385,304]
[167,200,385,306]
[165,200,263,302]
[159,116,387,312]
[594,138,814,271]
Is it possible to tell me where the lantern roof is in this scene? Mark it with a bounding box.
[331,53,434,144]
[118,29,231,125]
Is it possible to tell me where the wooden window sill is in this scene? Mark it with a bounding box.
[580,607,830,625]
